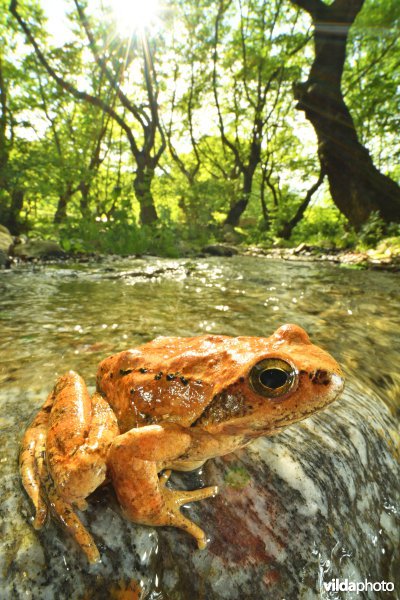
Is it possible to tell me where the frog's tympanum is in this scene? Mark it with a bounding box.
[20,324,344,562]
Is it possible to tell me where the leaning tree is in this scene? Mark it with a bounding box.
[290,0,400,229]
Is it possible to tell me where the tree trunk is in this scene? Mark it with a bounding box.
[291,0,400,229]
[224,166,256,227]
[278,168,325,239]
[77,181,91,218]
[6,188,24,233]
[54,184,73,223]
[133,166,158,225]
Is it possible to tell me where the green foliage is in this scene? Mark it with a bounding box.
[0,0,398,251]
[357,211,400,250]
[358,211,385,248]
[56,214,215,257]
[345,0,400,177]
[287,203,353,249]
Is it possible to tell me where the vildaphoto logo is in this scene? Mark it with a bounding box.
[323,579,395,593]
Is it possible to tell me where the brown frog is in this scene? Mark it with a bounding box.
[20,324,344,563]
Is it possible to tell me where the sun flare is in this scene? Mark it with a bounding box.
[110,0,160,35]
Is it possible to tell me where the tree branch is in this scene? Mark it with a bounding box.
[73,0,146,131]
[212,0,243,168]
[141,35,166,165]
[9,0,139,157]
[278,167,325,238]
[289,0,327,19]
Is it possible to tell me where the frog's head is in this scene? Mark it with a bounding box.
[196,324,344,436]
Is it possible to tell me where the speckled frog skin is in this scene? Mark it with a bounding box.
[20,324,344,563]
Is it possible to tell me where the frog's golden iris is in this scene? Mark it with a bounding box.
[249,358,298,399]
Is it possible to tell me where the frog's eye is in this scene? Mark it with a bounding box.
[249,358,297,398]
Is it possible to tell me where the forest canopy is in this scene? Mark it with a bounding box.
[1,0,400,255]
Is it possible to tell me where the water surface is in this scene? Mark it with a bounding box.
[1,256,398,411]
[0,256,399,599]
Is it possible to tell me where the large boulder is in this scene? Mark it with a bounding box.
[13,239,65,259]
[3,383,398,598]
[0,229,13,266]
[0,224,12,235]
[0,229,13,254]
[202,243,239,257]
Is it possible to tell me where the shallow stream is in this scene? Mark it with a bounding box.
[1,256,399,599]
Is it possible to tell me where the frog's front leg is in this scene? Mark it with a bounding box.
[108,424,218,549]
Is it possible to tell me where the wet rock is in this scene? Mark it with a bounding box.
[2,384,399,599]
[0,230,13,268]
[159,385,400,599]
[202,244,239,257]
[0,249,8,268]
[14,233,28,245]
[0,230,13,254]
[0,224,12,235]
[292,242,311,255]
[13,239,65,259]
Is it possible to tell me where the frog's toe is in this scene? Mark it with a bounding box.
[32,502,48,529]
[45,476,100,563]
[160,494,208,549]
[159,470,219,504]
[159,469,172,487]
[173,511,208,549]
[165,485,219,507]
[159,473,218,549]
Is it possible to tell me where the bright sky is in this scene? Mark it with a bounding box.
[41,0,161,42]
[41,0,71,43]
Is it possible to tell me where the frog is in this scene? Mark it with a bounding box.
[20,324,344,563]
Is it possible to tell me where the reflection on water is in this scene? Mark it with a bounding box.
[1,256,399,413]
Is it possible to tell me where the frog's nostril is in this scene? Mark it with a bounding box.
[310,369,331,385]
[310,370,344,393]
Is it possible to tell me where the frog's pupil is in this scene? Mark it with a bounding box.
[259,368,288,389]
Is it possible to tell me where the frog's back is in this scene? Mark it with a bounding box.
[96,335,269,432]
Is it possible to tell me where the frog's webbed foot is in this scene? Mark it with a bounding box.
[158,470,218,549]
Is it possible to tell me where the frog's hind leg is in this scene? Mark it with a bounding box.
[19,389,55,529]
[46,373,119,505]
[21,371,119,563]
[44,372,119,562]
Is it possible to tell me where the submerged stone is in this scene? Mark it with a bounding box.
[13,239,65,259]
